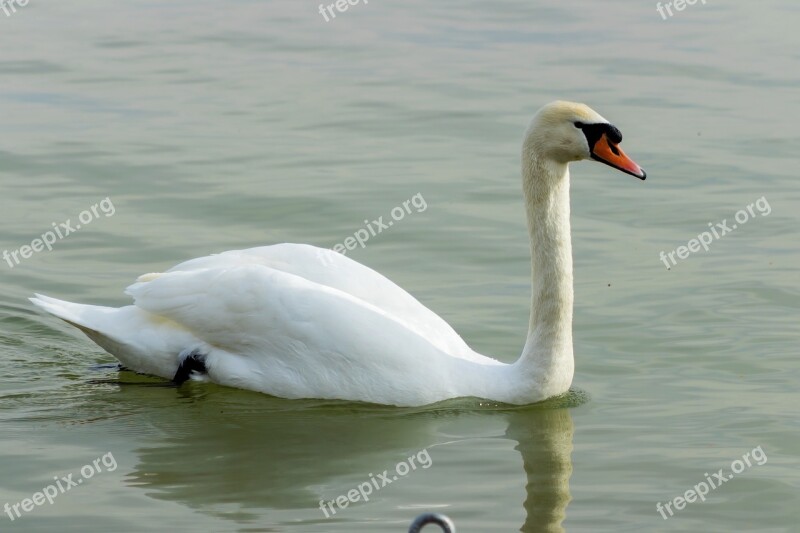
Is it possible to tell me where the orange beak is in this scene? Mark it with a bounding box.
[591,133,646,180]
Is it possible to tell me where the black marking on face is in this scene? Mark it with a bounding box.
[576,122,623,151]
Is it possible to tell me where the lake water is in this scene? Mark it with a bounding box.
[1,1,798,531]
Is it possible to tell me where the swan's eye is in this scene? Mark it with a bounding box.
[573,121,584,128]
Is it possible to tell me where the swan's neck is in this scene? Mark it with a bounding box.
[513,154,575,399]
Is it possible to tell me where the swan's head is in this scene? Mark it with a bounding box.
[524,100,646,180]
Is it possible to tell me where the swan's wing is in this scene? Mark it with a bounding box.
[125,264,476,404]
[147,243,476,360]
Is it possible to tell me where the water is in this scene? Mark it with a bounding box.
[1,1,798,531]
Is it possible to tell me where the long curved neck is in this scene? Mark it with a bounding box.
[513,152,575,399]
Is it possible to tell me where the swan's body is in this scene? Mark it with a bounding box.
[31,101,645,407]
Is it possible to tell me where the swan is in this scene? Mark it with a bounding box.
[30,101,645,407]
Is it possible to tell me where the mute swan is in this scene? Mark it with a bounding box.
[31,101,645,407]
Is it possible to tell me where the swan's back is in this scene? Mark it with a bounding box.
[155,243,479,361]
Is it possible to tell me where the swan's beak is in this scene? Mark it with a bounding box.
[590,134,646,180]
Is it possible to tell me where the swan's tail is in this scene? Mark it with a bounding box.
[30,294,109,333]
[29,294,102,332]
[29,293,187,380]
[29,293,137,359]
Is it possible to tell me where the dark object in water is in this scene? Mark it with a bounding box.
[408,513,455,533]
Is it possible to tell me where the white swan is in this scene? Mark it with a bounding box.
[31,101,645,407]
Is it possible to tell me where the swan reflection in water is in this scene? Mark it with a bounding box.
[110,381,577,531]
